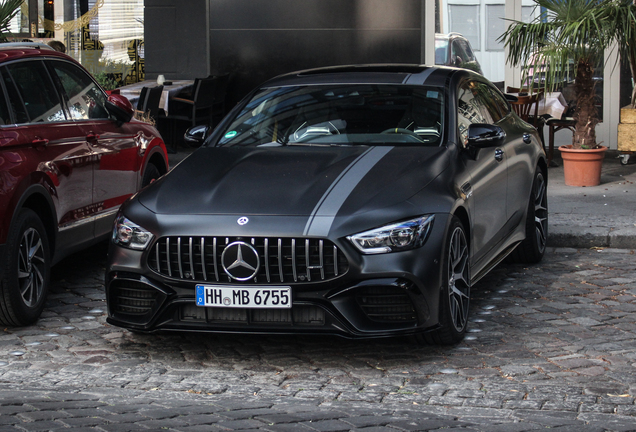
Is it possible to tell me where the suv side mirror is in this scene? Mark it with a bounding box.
[105,94,134,124]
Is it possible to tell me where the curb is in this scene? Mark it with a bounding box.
[548,226,636,249]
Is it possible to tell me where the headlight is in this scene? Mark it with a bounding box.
[347,215,435,254]
[112,214,154,250]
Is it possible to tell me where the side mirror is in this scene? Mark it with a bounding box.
[105,94,134,124]
[184,125,209,147]
[466,124,506,148]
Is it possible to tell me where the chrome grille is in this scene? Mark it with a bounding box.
[148,236,348,284]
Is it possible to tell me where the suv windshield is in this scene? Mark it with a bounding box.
[216,84,444,147]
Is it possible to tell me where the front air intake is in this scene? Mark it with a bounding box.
[356,286,417,323]
[109,279,160,316]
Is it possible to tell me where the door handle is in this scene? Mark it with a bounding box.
[31,137,49,148]
[495,148,504,162]
[523,133,532,144]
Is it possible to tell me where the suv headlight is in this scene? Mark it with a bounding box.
[347,215,434,254]
[112,214,154,250]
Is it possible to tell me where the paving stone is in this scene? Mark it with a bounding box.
[1,248,636,429]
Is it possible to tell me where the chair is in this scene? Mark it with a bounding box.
[135,85,163,120]
[168,77,217,128]
[546,117,576,166]
[507,86,572,166]
[144,85,164,119]
[162,77,218,151]
[508,87,546,153]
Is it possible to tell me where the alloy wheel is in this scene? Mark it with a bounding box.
[447,226,470,332]
[17,227,46,307]
[534,172,548,253]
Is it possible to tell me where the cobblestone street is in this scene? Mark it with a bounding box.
[1,244,636,431]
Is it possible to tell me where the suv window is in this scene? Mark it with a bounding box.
[0,78,11,125]
[50,60,109,120]
[1,69,29,124]
[4,60,65,123]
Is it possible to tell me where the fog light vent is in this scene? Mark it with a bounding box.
[356,286,416,323]
[111,280,159,316]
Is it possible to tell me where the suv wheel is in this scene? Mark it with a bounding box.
[142,163,161,188]
[0,209,51,326]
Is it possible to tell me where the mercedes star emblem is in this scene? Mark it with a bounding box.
[237,217,249,225]
[221,241,260,281]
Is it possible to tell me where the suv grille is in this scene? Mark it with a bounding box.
[148,236,348,284]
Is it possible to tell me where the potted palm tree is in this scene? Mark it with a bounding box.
[501,0,632,186]
[0,0,23,42]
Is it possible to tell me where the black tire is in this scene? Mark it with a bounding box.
[0,209,51,326]
[419,217,470,345]
[508,168,548,263]
[142,163,161,188]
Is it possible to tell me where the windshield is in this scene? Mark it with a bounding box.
[216,84,444,147]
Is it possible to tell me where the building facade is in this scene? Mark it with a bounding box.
[7,0,624,149]
[9,0,145,88]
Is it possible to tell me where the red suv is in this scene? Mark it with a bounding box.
[0,43,168,326]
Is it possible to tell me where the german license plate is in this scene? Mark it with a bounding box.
[195,285,291,309]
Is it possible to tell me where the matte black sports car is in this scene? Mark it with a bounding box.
[106,65,548,344]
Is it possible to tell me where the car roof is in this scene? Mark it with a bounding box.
[261,64,467,89]
[435,32,466,41]
[0,42,75,64]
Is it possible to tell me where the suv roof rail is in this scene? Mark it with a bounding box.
[0,42,55,51]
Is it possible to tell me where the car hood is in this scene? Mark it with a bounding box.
[137,145,448,219]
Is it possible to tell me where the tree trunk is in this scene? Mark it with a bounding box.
[573,58,599,149]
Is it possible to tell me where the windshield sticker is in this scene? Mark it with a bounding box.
[224,131,238,139]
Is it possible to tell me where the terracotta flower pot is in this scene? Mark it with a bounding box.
[558,145,607,186]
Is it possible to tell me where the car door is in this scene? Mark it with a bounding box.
[47,59,140,238]
[0,60,95,256]
[456,80,508,265]
[483,85,533,229]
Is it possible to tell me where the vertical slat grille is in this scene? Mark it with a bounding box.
[148,237,348,284]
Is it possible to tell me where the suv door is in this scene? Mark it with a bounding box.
[47,59,139,238]
[1,60,95,256]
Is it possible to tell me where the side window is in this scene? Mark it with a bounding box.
[485,85,510,121]
[0,69,28,124]
[474,82,505,123]
[451,41,463,65]
[49,60,109,120]
[456,81,494,146]
[0,78,12,125]
[5,61,65,123]
[460,40,475,62]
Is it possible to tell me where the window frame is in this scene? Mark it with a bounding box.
[1,58,69,125]
[45,58,111,122]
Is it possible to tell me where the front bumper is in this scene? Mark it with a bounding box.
[105,216,450,339]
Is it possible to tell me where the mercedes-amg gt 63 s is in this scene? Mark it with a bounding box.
[106,65,548,344]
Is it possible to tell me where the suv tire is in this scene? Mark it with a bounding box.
[0,209,51,326]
